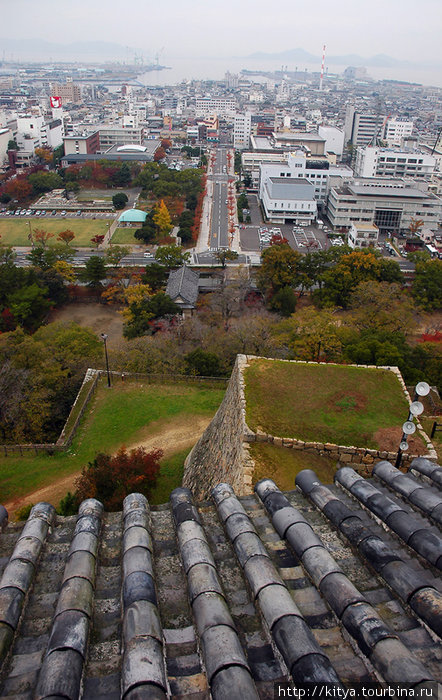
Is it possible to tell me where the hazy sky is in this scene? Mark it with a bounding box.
[2,0,441,63]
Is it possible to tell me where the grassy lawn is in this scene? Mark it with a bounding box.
[0,219,111,247]
[250,442,339,490]
[149,449,189,505]
[111,227,143,245]
[76,194,114,202]
[0,377,224,504]
[244,359,410,450]
[421,416,442,462]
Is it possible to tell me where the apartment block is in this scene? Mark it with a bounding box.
[354,146,436,179]
[233,112,251,150]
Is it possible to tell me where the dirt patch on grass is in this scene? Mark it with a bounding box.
[48,303,124,346]
[4,415,210,518]
[373,426,427,455]
[328,391,367,413]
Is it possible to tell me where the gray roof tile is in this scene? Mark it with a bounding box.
[296,469,442,640]
[258,478,438,686]
[166,265,199,306]
[0,463,442,697]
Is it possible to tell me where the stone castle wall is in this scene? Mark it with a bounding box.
[183,355,437,498]
[183,355,254,499]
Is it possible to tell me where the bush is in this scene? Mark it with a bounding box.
[58,491,79,516]
[15,503,34,521]
[185,348,223,377]
[112,192,129,210]
[269,286,297,316]
[74,446,163,510]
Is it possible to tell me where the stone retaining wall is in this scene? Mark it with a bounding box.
[183,356,254,499]
[183,355,437,499]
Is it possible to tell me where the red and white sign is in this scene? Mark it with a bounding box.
[50,96,62,108]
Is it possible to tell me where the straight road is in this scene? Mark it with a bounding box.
[208,147,231,251]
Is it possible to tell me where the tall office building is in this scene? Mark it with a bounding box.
[344,105,384,147]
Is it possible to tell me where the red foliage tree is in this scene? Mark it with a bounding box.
[4,178,32,202]
[0,308,15,332]
[154,147,166,162]
[91,234,105,248]
[74,446,163,510]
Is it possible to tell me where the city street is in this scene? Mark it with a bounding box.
[207,147,233,251]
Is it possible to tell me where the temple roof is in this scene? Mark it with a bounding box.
[0,457,441,698]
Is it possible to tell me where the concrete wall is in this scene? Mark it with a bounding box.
[183,355,437,499]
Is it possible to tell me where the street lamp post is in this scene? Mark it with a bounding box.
[395,381,430,468]
[100,333,111,388]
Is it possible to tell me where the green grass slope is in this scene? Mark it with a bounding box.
[0,378,224,504]
[244,359,410,450]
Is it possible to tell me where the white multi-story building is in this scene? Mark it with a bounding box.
[15,113,64,153]
[383,117,413,146]
[327,178,441,233]
[318,126,345,157]
[0,127,11,165]
[348,222,379,248]
[233,112,251,150]
[195,97,237,119]
[97,124,144,148]
[344,106,384,146]
[354,146,436,179]
[259,176,317,224]
[259,152,353,202]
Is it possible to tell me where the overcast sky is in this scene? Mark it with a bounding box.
[1,0,441,64]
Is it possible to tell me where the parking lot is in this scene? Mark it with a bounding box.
[291,226,324,250]
[238,195,331,253]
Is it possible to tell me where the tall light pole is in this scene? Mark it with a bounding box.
[100,333,111,388]
[395,381,430,468]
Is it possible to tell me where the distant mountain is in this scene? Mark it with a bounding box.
[0,38,146,62]
[245,48,437,69]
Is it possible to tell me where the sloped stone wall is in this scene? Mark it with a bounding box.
[183,355,253,499]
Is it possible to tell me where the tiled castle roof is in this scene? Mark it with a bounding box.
[0,457,441,699]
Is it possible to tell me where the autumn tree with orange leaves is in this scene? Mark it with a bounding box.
[57,230,75,246]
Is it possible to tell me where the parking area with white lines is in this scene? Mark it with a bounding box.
[291,226,323,250]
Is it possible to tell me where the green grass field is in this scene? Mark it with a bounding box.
[0,377,224,504]
[250,442,339,489]
[111,227,143,245]
[244,359,411,450]
[0,219,111,247]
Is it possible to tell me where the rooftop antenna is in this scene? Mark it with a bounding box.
[319,44,326,90]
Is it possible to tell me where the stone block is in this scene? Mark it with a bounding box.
[361,455,374,464]
[273,437,283,447]
[339,454,353,463]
